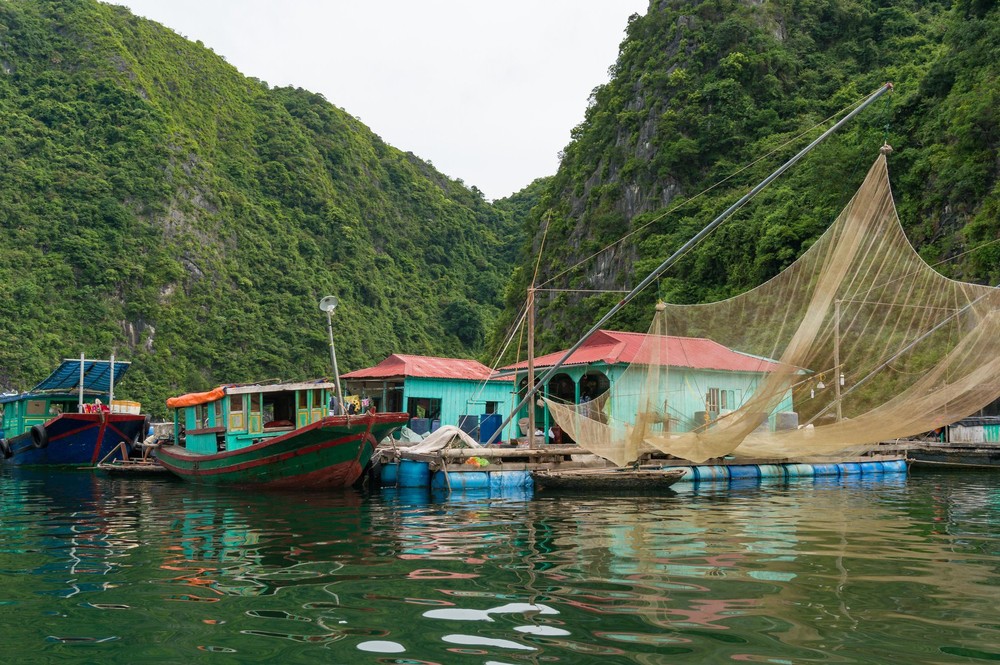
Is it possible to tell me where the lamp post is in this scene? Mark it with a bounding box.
[320,296,345,415]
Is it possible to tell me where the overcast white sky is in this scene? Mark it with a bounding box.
[110,1,648,200]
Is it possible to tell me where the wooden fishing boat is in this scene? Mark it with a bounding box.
[155,380,408,488]
[0,358,148,466]
[533,466,687,491]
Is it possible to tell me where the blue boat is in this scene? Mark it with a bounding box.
[0,359,148,466]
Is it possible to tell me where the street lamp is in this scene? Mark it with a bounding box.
[320,296,346,415]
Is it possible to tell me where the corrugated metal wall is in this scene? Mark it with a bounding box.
[402,377,515,439]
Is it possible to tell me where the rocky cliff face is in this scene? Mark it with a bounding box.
[501,0,999,355]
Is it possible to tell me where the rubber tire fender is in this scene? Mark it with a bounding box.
[31,424,49,449]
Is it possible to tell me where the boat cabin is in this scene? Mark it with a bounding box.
[0,359,132,439]
[168,381,336,454]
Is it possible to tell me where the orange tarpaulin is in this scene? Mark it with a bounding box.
[166,387,226,409]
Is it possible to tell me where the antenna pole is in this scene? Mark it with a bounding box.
[485,83,894,445]
[326,308,345,415]
[79,353,85,413]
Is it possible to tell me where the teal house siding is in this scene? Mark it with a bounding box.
[402,377,513,431]
[342,355,516,441]
[502,330,796,437]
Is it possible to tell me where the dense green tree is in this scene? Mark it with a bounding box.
[0,0,517,416]
[499,0,999,360]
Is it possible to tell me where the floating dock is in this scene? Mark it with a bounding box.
[376,445,907,491]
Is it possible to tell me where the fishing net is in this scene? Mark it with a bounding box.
[546,155,1000,465]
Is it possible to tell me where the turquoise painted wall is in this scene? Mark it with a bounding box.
[516,363,796,434]
[401,377,516,440]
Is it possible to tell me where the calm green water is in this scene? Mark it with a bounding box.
[0,468,997,664]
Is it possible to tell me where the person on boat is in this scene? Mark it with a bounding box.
[347,401,358,415]
[94,399,111,413]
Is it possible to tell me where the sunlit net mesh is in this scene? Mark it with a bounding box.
[546,156,1000,465]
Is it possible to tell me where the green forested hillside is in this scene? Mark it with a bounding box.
[1,0,996,416]
[505,0,999,356]
[0,0,520,415]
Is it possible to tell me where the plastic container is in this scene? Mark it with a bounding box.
[692,465,729,482]
[479,413,502,444]
[433,471,489,490]
[111,400,142,415]
[380,462,399,486]
[409,418,430,436]
[783,463,815,478]
[728,465,761,480]
[398,459,431,487]
[458,415,479,437]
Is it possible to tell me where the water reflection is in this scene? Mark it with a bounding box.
[0,468,997,663]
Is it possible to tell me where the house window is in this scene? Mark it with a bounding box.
[484,401,499,415]
[250,393,261,414]
[195,404,209,428]
[706,388,720,414]
[229,394,245,430]
[407,397,441,421]
[298,390,309,409]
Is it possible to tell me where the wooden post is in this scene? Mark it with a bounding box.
[527,286,536,447]
[834,299,842,421]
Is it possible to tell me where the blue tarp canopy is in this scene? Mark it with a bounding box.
[34,359,131,393]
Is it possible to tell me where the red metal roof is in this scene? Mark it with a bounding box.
[502,330,783,373]
[342,354,498,381]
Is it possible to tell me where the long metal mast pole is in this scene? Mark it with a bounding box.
[326,309,345,415]
[485,82,893,445]
[79,353,85,413]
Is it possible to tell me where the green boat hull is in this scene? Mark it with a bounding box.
[155,412,407,488]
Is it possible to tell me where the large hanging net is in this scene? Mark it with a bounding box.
[546,155,1000,465]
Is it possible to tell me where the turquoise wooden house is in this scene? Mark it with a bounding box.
[341,355,515,441]
[500,330,795,437]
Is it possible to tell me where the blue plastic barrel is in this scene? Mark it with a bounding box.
[882,459,907,474]
[756,464,785,479]
[398,459,431,487]
[458,415,479,437]
[479,413,502,444]
[490,470,533,491]
[858,461,885,474]
[432,470,488,490]
[381,462,399,486]
[693,465,729,482]
[784,463,815,478]
[837,462,862,476]
[430,419,440,432]
[410,418,430,435]
[810,463,841,477]
[728,465,761,480]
